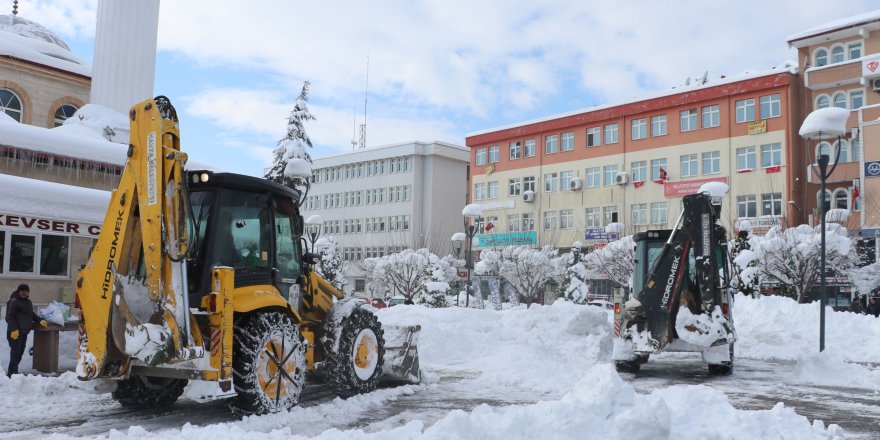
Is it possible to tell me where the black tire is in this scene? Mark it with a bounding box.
[615,359,641,373]
[707,344,734,376]
[112,375,187,409]
[231,311,306,415]
[322,306,385,398]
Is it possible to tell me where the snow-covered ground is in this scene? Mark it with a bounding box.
[0,295,878,439]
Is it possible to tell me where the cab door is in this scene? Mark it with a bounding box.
[272,196,303,309]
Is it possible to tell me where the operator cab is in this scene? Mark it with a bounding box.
[184,171,305,308]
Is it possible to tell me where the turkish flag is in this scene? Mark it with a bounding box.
[853,185,860,199]
[765,165,781,173]
[633,181,645,188]
[658,167,667,181]
[485,222,495,232]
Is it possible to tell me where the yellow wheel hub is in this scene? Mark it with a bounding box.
[257,339,295,401]
[354,337,375,369]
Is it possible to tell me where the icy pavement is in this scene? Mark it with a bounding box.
[0,297,876,439]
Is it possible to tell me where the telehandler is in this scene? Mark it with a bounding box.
[74,96,420,415]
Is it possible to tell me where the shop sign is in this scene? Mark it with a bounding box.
[584,229,619,241]
[481,199,515,211]
[862,54,880,77]
[664,177,729,198]
[476,231,537,247]
[865,160,880,178]
[0,212,101,237]
[748,120,767,135]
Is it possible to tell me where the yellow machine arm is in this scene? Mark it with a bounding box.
[76,97,200,379]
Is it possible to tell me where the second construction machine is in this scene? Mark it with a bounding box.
[612,183,736,374]
[74,96,420,415]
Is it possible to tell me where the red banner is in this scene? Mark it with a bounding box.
[664,177,729,198]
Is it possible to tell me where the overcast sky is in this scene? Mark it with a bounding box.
[22,0,880,175]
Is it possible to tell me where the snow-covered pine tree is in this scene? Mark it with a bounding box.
[560,242,591,304]
[316,236,346,291]
[264,81,316,188]
[729,221,758,298]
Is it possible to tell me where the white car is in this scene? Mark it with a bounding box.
[587,300,614,310]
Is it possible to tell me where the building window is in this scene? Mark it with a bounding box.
[474,183,486,200]
[702,151,720,174]
[736,146,756,171]
[0,89,23,122]
[830,45,845,64]
[735,98,755,123]
[509,178,522,196]
[631,160,647,182]
[759,94,780,118]
[603,164,619,186]
[508,214,521,232]
[816,95,830,110]
[832,92,847,109]
[762,193,783,215]
[651,202,667,225]
[487,181,499,199]
[848,42,862,59]
[604,123,619,144]
[603,206,618,225]
[561,132,574,151]
[543,211,557,230]
[850,89,864,110]
[832,189,849,210]
[587,127,601,147]
[586,167,600,188]
[475,148,487,165]
[523,176,536,192]
[560,171,574,191]
[814,48,828,66]
[680,109,697,132]
[631,118,647,140]
[834,140,850,163]
[4,232,69,276]
[488,145,500,163]
[586,208,601,227]
[651,158,667,181]
[816,141,832,161]
[681,154,698,177]
[651,114,667,136]
[631,204,648,226]
[702,105,720,128]
[524,139,536,157]
[560,209,574,229]
[509,141,522,160]
[737,195,757,218]
[852,139,862,162]
[53,104,78,127]
[523,213,535,231]
[817,190,832,212]
[545,135,558,154]
[544,172,558,192]
[760,143,782,167]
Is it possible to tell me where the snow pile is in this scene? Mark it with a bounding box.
[674,306,734,347]
[734,294,880,363]
[0,173,110,224]
[792,352,880,390]
[62,103,132,144]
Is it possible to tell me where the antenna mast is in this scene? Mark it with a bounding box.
[359,55,369,149]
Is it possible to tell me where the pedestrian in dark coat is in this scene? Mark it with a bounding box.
[848,297,865,314]
[868,297,880,318]
[5,284,47,377]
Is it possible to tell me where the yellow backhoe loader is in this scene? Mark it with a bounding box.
[74,96,420,415]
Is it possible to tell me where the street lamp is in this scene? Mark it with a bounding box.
[461,203,484,308]
[304,214,323,253]
[451,232,466,306]
[799,106,849,353]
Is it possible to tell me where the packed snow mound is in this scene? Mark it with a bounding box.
[734,294,880,363]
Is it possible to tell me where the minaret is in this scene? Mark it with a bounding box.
[89,0,160,114]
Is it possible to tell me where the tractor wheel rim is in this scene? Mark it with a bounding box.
[352,329,378,380]
[256,334,299,404]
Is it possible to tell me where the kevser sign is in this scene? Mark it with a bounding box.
[865,161,880,178]
[0,212,101,237]
[476,231,537,247]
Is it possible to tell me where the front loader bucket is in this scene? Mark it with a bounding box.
[380,324,421,384]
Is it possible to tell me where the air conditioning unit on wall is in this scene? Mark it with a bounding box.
[523,190,535,202]
[615,172,629,185]
[568,177,583,191]
[872,77,880,92]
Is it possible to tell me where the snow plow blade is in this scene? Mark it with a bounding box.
[380,324,421,384]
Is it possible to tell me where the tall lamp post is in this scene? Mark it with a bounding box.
[451,232,466,307]
[304,214,323,253]
[799,106,849,352]
[461,204,484,308]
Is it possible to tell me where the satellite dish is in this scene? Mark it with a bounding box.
[700,70,708,85]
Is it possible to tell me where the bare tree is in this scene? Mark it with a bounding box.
[582,235,635,287]
[475,245,563,307]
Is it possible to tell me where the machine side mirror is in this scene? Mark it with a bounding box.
[303,252,321,265]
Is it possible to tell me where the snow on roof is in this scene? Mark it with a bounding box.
[0,15,90,77]
[0,173,109,224]
[0,116,126,167]
[799,107,850,139]
[467,63,798,138]
[787,10,880,43]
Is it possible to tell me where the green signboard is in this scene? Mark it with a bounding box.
[476,231,538,247]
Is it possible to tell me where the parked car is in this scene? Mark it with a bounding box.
[387,298,407,307]
[587,300,614,310]
[371,298,387,309]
